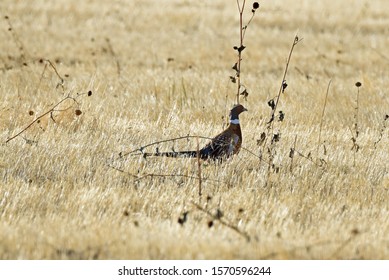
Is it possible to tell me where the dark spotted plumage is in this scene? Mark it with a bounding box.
[144,104,247,160]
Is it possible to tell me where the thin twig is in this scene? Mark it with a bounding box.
[290,135,297,172]
[5,94,79,143]
[45,59,65,86]
[135,174,199,183]
[120,136,214,158]
[374,114,389,148]
[352,83,361,167]
[108,164,223,185]
[330,229,363,259]
[242,12,256,41]
[192,201,250,242]
[4,15,27,60]
[34,59,65,94]
[240,146,271,166]
[196,137,202,201]
[46,60,65,90]
[264,34,301,179]
[268,34,302,129]
[293,149,322,166]
[235,0,246,104]
[316,80,332,162]
[35,62,48,95]
[261,239,333,259]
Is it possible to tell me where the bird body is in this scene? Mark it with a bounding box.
[144,104,247,160]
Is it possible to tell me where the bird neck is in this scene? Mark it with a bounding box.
[230,110,241,124]
[230,118,240,125]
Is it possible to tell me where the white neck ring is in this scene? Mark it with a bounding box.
[230,119,239,124]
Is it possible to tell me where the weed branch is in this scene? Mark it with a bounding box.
[231,1,260,104]
[196,137,202,201]
[330,228,363,259]
[351,82,362,166]
[267,34,302,129]
[316,80,332,162]
[262,34,301,182]
[108,164,224,186]
[374,114,389,148]
[192,201,251,242]
[4,15,27,60]
[5,91,92,143]
[35,59,66,93]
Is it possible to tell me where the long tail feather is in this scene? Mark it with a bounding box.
[143,151,198,158]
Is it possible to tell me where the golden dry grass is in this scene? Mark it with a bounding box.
[1,0,388,259]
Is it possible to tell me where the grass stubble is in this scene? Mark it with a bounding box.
[0,0,388,259]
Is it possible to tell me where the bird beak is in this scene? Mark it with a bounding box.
[243,107,248,112]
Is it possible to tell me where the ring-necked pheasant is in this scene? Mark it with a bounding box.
[143,104,247,160]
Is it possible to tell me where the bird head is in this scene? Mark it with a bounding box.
[230,104,248,120]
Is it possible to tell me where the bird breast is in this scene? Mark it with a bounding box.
[228,134,240,154]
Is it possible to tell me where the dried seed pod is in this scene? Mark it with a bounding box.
[178,212,189,225]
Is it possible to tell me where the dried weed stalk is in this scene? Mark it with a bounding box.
[330,228,362,259]
[351,82,362,166]
[35,59,66,93]
[267,35,302,130]
[374,114,389,148]
[316,80,332,164]
[192,201,250,242]
[259,34,301,182]
[4,15,27,61]
[108,164,224,187]
[196,137,202,201]
[230,1,260,104]
[5,90,92,143]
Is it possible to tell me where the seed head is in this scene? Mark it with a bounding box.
[278,110,285,121]
[351,228,360,235]
[355,82,362,88]
[268,99,275,110]
[178,211,189,226]
[253,2,259,10]
[215,209,223,219]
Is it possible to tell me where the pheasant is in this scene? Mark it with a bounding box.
[143,104,247,160]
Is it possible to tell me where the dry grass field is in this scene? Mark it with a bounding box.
[1,0,388,259]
